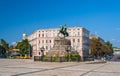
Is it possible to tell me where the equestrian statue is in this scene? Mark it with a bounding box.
[58,24,69,37]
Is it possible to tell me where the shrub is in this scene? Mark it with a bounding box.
[71,54,81,61]
[65,53,81,61]
[52,54,59,62]
[42,55,49,61]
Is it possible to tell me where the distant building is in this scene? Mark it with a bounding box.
[9,49,20,57]
[113,47,120,55]
[27,26,90,59]
[90,34,105,44]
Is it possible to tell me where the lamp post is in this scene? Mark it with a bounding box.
[40,47,45,59]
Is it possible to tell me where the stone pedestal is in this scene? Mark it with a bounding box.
[47,36,77,57]
[42,36,80,62]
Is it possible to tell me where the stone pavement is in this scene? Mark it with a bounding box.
[0,59,120,76]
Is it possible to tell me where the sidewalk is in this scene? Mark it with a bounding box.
[0,59,120,76]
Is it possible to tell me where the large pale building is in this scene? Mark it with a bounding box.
[90,34,105,44]
[27,26,90,59]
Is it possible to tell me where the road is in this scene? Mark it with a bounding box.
[0,59,120,76]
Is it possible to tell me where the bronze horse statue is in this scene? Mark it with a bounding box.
[58,25,69,37]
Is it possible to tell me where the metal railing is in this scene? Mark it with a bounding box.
[34,56,81,62]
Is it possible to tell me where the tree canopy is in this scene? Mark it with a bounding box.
[0,45,6,57]
[15,39,31,56]
[0,39,8,57]
[90,38,113,58]
[1,39,9,52]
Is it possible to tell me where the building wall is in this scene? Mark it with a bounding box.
[90,34,105,44]
[27,26,90,58]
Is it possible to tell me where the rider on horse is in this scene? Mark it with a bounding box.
[58,24,69,37]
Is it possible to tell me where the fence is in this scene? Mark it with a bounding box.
[34,56,81,62]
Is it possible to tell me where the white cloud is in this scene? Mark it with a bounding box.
[111,39,120,43]
[111,39,116,41]
[11,42,17,45]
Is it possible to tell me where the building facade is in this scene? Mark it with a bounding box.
[27,26,90,59]
[90,34,105,44]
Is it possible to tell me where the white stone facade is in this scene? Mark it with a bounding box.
[27,26,90,58]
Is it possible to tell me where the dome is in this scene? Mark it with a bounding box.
[23,33,26,37]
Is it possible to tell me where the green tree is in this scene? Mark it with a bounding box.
[90,38,113,58]
[1,39,9,51]
[1,39,9,53]
[0,45,6,57]
[104,41,113,54]
[90,38,103,57]
[15,39,31,56]
[101,44,111,55]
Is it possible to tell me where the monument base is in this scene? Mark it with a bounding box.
[42,36,80,62]
[47,36,77,56]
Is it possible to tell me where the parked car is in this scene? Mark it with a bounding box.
[104,54,114,60]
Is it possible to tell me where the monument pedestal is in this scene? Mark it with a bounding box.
[47,37,69,56]
[47,36,78,58]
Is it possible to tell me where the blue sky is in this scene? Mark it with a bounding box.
[0,0,120,47]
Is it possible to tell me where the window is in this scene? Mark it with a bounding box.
[39,52,40,55]
[42,34,44,37]
[42,40,44,43]
[78,39,80,42]
[73,39,75,42]
[39,34,40,37]
[46,40,48,43]
[46,46,48,50]
[78,32,80,36]
[50,40,51,43]
[39,40,40,44]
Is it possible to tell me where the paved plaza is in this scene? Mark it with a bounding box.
[0,59,120,76]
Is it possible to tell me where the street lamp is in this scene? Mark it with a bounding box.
[40,46,45,57]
